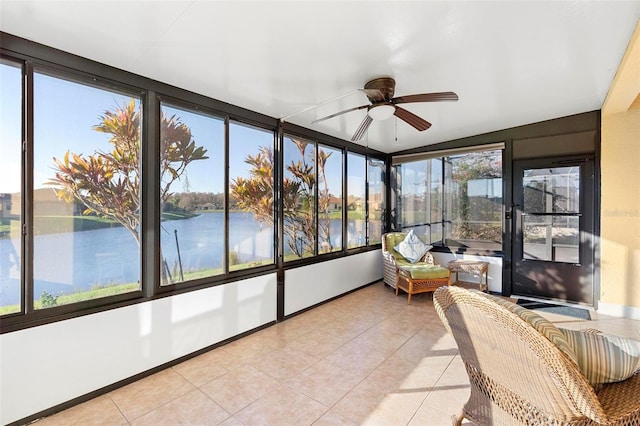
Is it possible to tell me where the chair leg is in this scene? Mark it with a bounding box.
[451,411,464,426]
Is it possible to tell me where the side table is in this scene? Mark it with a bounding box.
[447,259,489,292]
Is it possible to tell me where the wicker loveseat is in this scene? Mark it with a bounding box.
[434,285,640,425]
[382,232,450,303]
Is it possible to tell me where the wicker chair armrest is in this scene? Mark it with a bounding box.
[418,251,435,265]
[382,250,400,266]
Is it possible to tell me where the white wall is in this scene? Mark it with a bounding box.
[285,250,382,316]
[431,252,503,293]
[0,274,277,425]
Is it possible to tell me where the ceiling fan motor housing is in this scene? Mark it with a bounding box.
[364,77,396,101]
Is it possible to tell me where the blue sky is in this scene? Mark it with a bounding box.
[1,63,353,197]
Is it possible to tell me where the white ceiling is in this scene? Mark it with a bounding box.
[2,1,639,153]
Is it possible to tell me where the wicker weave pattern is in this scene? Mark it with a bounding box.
[434,286,640,425]
[381,232,404,288]
[395,264,450,304]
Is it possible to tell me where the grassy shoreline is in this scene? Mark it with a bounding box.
[0,211,200,238]
[0,258,275,314]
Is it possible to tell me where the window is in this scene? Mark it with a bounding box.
[228,122,275,270]
[317,144,343,254]
[33,70,142,308]
[395,148,502,251]
[283,135,316,260]
[159,103,224,285]
[398,159,428,241]
[396,158,442,244]
[368,158,386,245]
[347,152,366,248]
[0,60,22,315]
[0,40,386,330]
[429,158,444,243]
[445,149,502,249]
[522,166,580,263]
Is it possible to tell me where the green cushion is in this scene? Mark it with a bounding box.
[385,233,410,261]
[477,292,578,365]
[395,258,411,267]
[559,328,640,386]
[400,264,449,279]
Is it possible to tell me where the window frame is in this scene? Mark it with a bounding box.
[157,98,227,287]
[0,57,25,317]
[227,119,278,272]
[393,145,504,255]
[1,58,148,326]
[317,142,344,255]
[346,151,367,249]
[0,38,387,333]
[282,133,318,261]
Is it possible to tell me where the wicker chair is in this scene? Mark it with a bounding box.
[381,232,434,288]
[381,232,450,303]
[433,286,640,426]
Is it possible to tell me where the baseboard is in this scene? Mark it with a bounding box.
[596,301,640,321]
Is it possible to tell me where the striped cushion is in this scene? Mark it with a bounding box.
[559,328,640,385]
[477,292,578,365]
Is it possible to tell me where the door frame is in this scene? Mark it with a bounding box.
[508,154,597,307]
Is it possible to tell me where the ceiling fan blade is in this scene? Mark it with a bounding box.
[392,91,459,104]
[351,115,373,141]
[394,106,432,131]
[312,104,369,124]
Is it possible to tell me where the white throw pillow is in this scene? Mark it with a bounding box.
[393,230,432,263]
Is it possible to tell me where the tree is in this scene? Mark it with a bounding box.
[316,149,334,253]
[48,99,208,245]
[284,139,316,258]
[229,144,308,257]
[230,139,334,258]
[230,145,278,228]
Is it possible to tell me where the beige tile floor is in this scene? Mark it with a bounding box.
[34,282,640,426]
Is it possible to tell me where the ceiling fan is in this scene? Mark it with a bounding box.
[312,77,458,142]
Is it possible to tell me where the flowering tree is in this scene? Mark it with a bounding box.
[48,99,208,245]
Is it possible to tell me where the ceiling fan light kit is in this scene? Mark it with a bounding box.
[368,103,396,120]
[313,77,458,141]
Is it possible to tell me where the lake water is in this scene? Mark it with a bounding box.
[0,212,359,306]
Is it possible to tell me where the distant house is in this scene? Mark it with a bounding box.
[33,188,84,216]
[327,196,342,212]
